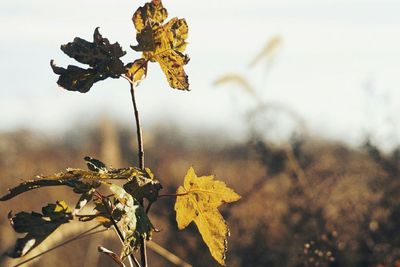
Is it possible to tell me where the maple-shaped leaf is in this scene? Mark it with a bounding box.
[130,0,190,90]
[7,201,73,258]
[174,167,241,266]
[51,28,126,93]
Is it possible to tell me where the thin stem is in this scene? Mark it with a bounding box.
[129,82,147,267]
[130,83,145,170]
[145,202,152,214]
[13,225,105,267]
[102,198,139,267]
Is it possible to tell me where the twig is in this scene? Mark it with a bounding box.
[129,82,148,267]
[147,241,192,267]
[13,224,105,267]
[98,246,126,267]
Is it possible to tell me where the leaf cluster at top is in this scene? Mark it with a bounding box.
[51,0,190,93]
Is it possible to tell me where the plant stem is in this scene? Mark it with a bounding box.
[130,83,145,170]
[129,83,148,267]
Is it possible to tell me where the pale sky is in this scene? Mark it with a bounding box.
[1,0,400,149]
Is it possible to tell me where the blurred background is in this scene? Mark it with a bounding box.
[1,0,400,266]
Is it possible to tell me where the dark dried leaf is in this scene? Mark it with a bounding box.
[51,28,126,93]
[7,201,73,258]
[84,156,108,173]
[123,168,162,203]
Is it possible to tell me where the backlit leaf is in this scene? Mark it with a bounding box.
[132,0,168,32]
[51,28,126,93]
[7,201,73,258]
[131,0,190,90]
[126,58,148,86]
[174,167,241,266]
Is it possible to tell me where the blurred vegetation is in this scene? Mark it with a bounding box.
[1,117,400,267]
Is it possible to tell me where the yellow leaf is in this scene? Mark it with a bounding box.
[174,167,241,266]
[132,0,168,32]
[126,58,148,86]
[132,1,190,90]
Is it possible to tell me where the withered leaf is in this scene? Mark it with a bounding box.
[84,156,108,173]
[7,201,73,258]
[126,58,148,87]
[51,28,126,93]
[131,0,190,90]
[109,184,153,256]
[123,167,162,203]
[132,0,168,32]
[0,157,148,201]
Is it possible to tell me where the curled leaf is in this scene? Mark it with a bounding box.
[175,167,241,266]
[0,156,148,201]
[50,62,103,93]
[126,58,148,86]
[109,184,154,256]
[51,28,126,93]
[84,156,108,173]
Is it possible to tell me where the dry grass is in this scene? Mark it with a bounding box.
[1,122,399,267]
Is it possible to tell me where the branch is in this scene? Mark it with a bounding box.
[130,83,145,170]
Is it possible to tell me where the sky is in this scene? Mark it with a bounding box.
[1,0,400,149]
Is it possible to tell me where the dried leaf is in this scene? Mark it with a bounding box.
[126,58,148,86]
[51,28,126,93]
[123,168,162,203]
[131,0,190,90]
[0,176,99,201]
[174,167,241,266]
[109,184,153,256]
[132,0,168,32]
[0,156,148,201]
[7,201,73,258]
[84,156,108,173]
